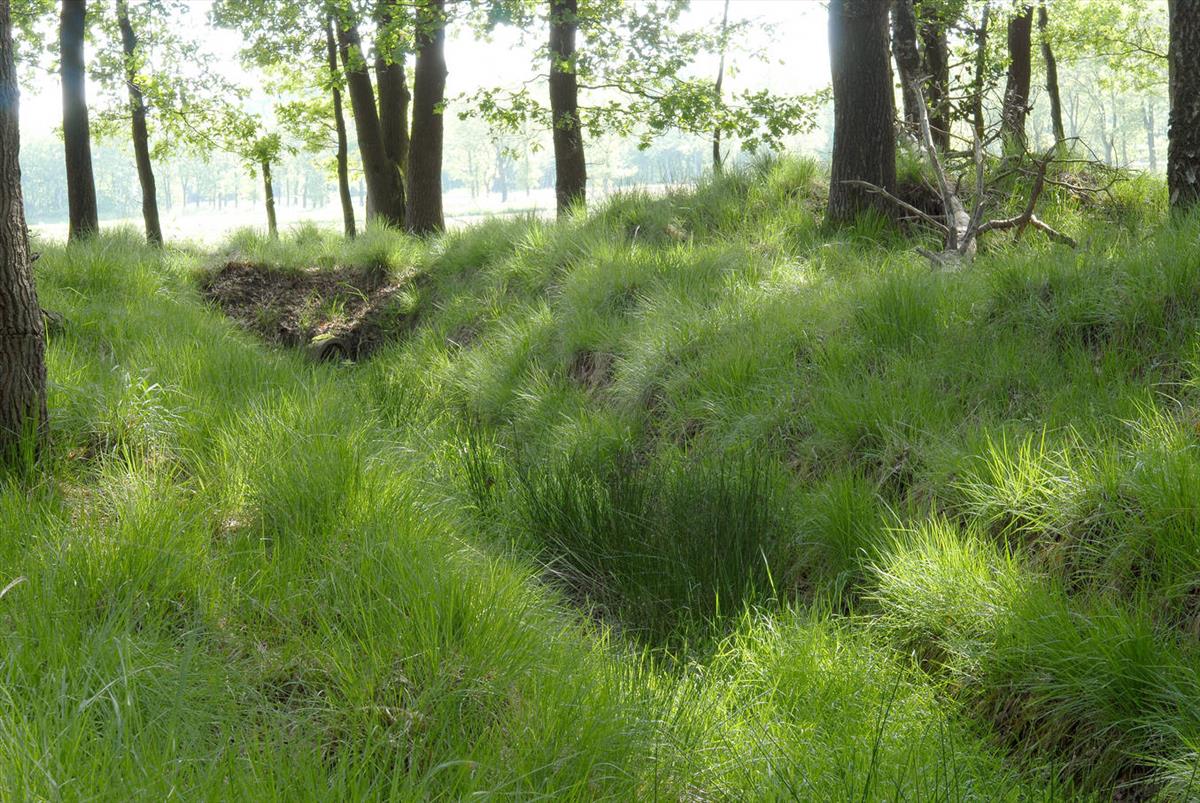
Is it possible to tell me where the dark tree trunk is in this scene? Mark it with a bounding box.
[919,6,950,150]
[324,15,355,238]
[1169,0,1200,208]
[549,0,585,216]
[261,158,277,237]
[1001,4,1033,150]
[712,0,730,172]
[1144,100,1158,172]
[337,16,404,227]
[1037,3,1065,146]
[116,0,161,245]
[374,1,410,173]
[0,0,48,454]
[406,0,446,234]
[891,0,922,140]
[59,0,98,240]
[827,0,895,224]
[973,2,990,144]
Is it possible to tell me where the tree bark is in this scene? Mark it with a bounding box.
[116,0,161,245]
[0,0,48,454]
[549,0,585,215]
[261,158,277,238]
[374,1,410,176]
[918,5,950,150]
[827,0,896,224]
[337,15,405,227]
[324,14,356,238]
[1001,4,1033,151]
[59,0,98,240]
[406,0,446,234]
[973,2,990,145]
[891,0,922,140]
[1037,3,1065,146]
[1169,0,1200,208]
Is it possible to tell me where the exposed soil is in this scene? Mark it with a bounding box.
[201,262,416,361]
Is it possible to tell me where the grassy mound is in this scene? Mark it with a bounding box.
[5,157,1197,798]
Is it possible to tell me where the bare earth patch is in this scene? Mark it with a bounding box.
[201,262,415,360]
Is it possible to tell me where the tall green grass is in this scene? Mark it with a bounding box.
[0,221,1042,799]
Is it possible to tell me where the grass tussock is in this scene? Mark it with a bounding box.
[10,158,1200,798]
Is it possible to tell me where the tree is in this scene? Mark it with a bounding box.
[1001,3,1033,150]
[59,0,99,240]
[337,10,406,227]
[827,0,896,224]
[1169,0,1200,208]
[374,0,410,176]
[711,0,730,172]
[549,0,585,216]
[115,0,162,244]
[892,0,923,141]
[324,13,355,238]
[0,0,48,454]
[918,2,951,150]
[1037,2,1065,146]
[972,2,991,145]
[406,0,447,234]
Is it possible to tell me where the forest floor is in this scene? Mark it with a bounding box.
[5,157,1200,800]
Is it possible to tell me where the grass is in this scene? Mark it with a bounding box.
[5,157,1199,798]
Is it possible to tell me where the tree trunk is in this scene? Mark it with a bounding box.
[1037,3,1065,146]
[59,0,98,240]
[116,0,161,245]
[336,15,404,226]
[827,0,896,224]
[261,159,277,237]
[891,0,922,141]
[712,0,730,172]
[973,2,990,145]
[0,0,48,454]
[1001,4,1033,151]
[549,0,585,216]
[1144,100,1158,172]
[325,17,356,238]
[919,6,950,150]
[374,1,410,174]
[406,0,446,234]
[1169,0,1200,209]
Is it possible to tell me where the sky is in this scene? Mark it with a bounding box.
[17,0,834,143]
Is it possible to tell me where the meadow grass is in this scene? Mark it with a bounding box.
[4,157,1198,798]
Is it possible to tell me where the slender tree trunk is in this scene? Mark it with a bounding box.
[374,1,410,173]
[1037,3,1065,146]
[827,0,896,224]
[0,0,48,454]
[1144,100,1158,172]
[406,0,447,233]
[549,0,585,216]
[324,15,355,238]
[1001,4,1033,151]
[261,159,277,237]
[116,0,161,245]
[712,0,730,172]
[919,5,950,150]
[1169,0,1200,209]
[59,0,98,240]
[336,15,404,226]
[891,0,922,141]
[973,2,990,145]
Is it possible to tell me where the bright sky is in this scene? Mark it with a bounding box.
[18,0,833,142]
